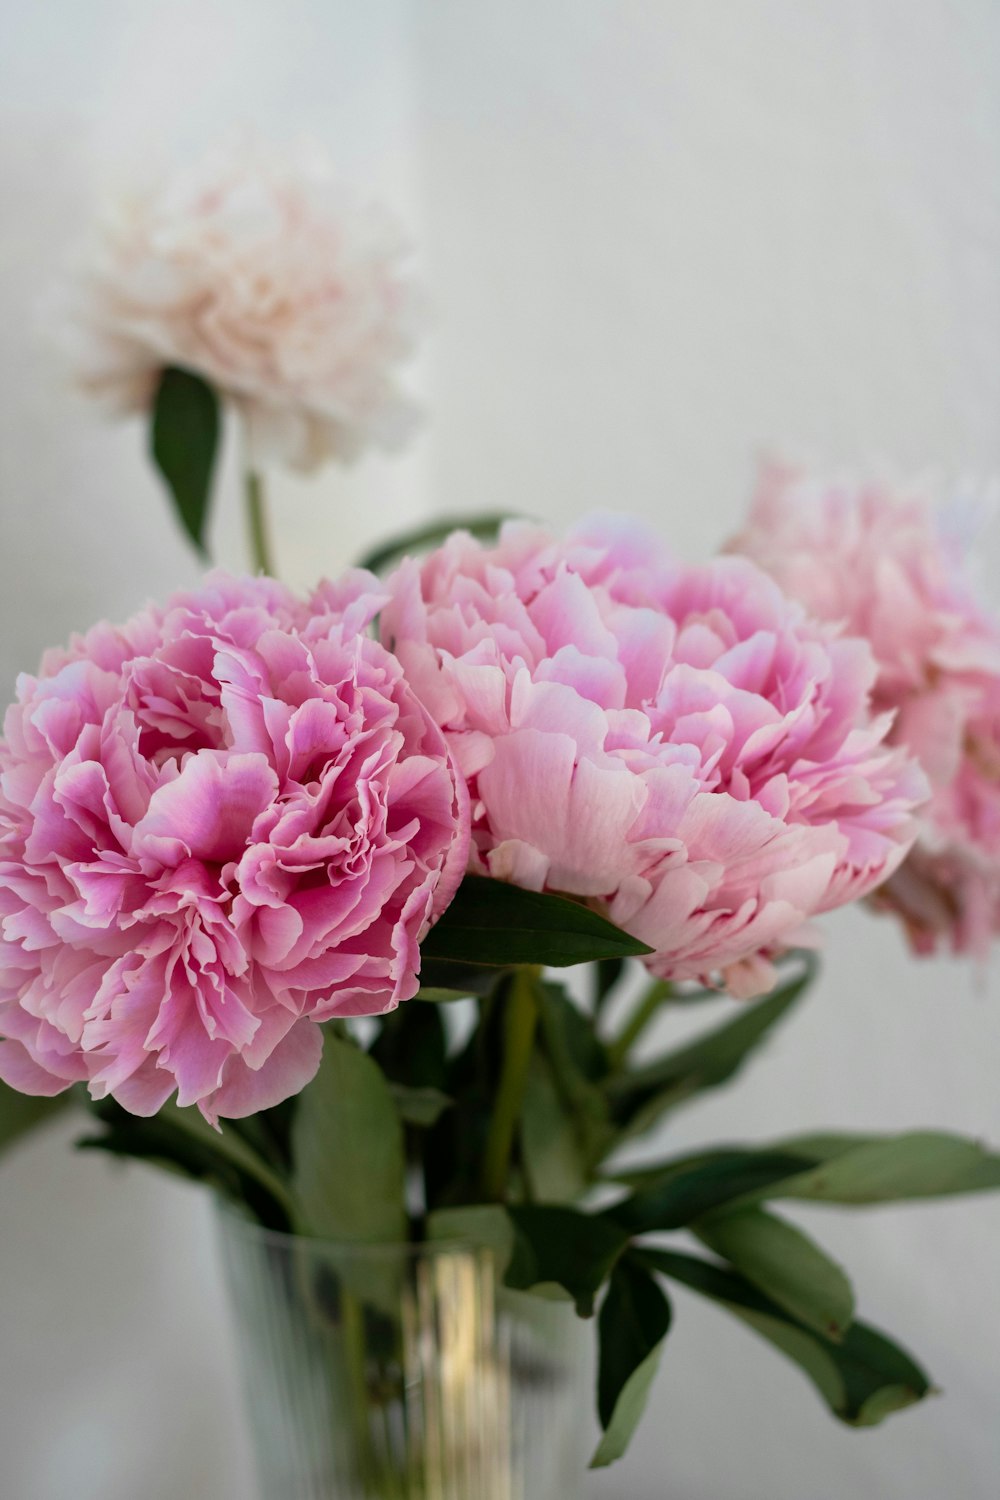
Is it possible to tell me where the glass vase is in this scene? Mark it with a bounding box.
[217,1207,591,1500]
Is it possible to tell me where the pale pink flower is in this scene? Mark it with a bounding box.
[732,458,1000,956]
[0,574,468,1122]
[376,516,925,996]
[61,138,420,471]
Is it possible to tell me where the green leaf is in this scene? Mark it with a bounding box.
[0,1080,75,1160]
[753,1132,1000,1206]
[416,958,507,997]
[81,1097,296,1230]
[641,1248,931,1427]
[593,957,626,1013]
[149,366,220,556]
[607,1130,1000,1231]
[591,1256,672,1468]
[506,1205,630,1316]
[607,1150,812,1234]
[521,1052,589,1203]
[604,956,815,1136]
[601,1148,739,1195]
[370,1001,447,1092]
[291,1033,406,1242]
[389,1083,453,1128]
[426,1204,517,1278]
[413,986,473,1003]
[422,877,652,968]
[535,982,613,1171]
[695,1207,855,1339]
[358,511,516,576]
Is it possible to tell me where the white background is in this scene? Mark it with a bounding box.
[1,3,999,1497]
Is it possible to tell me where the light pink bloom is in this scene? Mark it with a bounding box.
[377,517,925,996]
[732,458,1000,957]
[61,138,420,471]
[0,574,468,1122]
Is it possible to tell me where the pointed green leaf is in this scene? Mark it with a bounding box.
[603,1147,744,1193]
[756,1132,1000,1206]
[150,366,220,556]
[607,1150,811,1233]
[695,1207,854,1339]
[506,1205,631,1316]
[521,1052,589,1203]
[422,876,652,967]
[389,1084,453,1128]
[291,1033,406,1242]
[358,511,517,576]
[591,1257,672,1468]
[641,1248,931,1427]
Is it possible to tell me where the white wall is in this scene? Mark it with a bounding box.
[2,4,999,1498]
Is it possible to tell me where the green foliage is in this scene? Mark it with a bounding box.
[0,1080,76,1160]
[81,1097,296,1230]
[506,1205,631,1316]
[149,366,220,555]
[695,1207,855,1339]
[421,877,653,967]
[370,1002,448,1093]
[591,1255,672,1468]
[607,1150,814,1233]
[603,956,815,1140]
[357,512,516,576]
[291,1033,406,1243]
[426,1204,517,1276]
[57,921,1000,1469]
[755,1131,1000,1205]
[521,1052,589,1203]
[641,1248,931,1427]
[534,982,614,1172]
[388,1084,453,1128]
[592,957,626,1013]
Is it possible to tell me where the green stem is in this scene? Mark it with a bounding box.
[244,468,274,576]
[607,980,671,1070]
[341,1289,385,1495]
[481,967,540,1202]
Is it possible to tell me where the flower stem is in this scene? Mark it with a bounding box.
[244,468,274,576]
[607,980,671,1070]
[481,967,540,1202]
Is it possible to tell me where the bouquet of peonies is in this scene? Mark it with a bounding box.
[5,507,1000,1469]
[4,141,1000,1483]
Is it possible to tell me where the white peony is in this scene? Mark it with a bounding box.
[62,138,421,472]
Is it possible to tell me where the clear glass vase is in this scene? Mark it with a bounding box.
[217,1207,591,1500]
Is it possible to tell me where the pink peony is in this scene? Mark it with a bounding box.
[61,138,420,472]
[0,573,469,1122]
[377,516,926,996]
[732,458,1000,957]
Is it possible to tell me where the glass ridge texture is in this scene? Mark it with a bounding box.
[217,1208,590,1500]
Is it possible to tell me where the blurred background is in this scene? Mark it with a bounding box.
[1,3,998,1497]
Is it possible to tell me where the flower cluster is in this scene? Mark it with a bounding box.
[0,515,937,1122]
[376,516,925,996]
[0,574,468,1122]
[62,138,420,472]
[732,459,1000,956]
